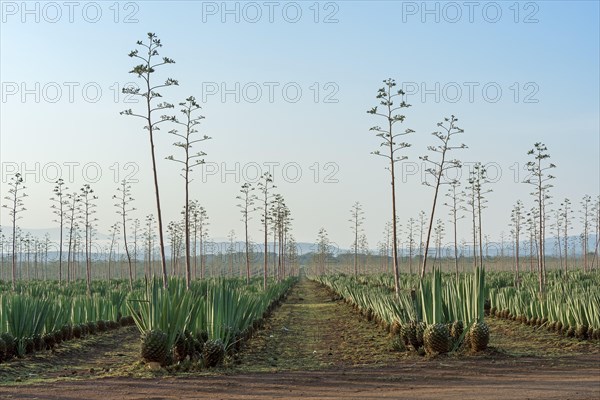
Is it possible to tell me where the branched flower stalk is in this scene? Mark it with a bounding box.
[121,32,179,289]
[419,115,466,279]
[367,78,414,295]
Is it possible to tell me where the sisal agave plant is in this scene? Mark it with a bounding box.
[3,295,50,356]
[467,267,489,352]
[127,277,199,364]
[419,269,451,355]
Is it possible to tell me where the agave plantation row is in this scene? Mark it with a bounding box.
[314,269,599,357]
[0,279,133,362]
[314,268,489,355]
[0,276,295,367]
[132,276,295,367]
[487,270,600,341]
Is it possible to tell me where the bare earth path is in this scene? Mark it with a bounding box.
[0,278,599,399]
[234,276,403,370]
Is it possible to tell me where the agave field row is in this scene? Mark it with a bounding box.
[0,280,134,361]
[130,276,296,367]
[313,269,490,355]
[487,271,600,340]
[314,269,600,359]
[343,269,600,342]
[0,277,296,367]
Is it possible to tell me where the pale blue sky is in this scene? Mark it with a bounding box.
[1,1,598,249]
